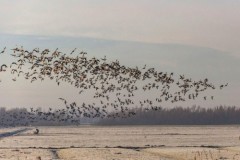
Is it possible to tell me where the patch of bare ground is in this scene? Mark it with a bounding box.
[57,147,172,160]
[143,147,240,160]
[0,149,53,160]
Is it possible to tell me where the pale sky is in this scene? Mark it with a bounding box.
[0,0,240,54]
[0,1,239,109]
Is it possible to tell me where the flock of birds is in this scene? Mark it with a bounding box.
[0,46,228,126]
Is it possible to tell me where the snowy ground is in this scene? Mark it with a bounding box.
[1,125,240,160]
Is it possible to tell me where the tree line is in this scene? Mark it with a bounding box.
[0,107,94,127]
[1,105,240,126]
[97,105,240,125]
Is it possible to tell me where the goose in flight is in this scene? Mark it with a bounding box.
[0,64,7,72]
[0,47,6,54]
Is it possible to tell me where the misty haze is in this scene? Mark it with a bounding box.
[1,1,240,160]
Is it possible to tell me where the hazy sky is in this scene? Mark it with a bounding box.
[0,1,239,109]
[0,1,240,54]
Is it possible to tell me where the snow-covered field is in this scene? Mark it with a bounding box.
[0,125,240,160]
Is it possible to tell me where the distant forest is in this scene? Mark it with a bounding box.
[97,105,240,125]
[0,107,93,127]
[1,106,240,126]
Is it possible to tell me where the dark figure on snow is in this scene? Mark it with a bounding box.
[34,128,39,134]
